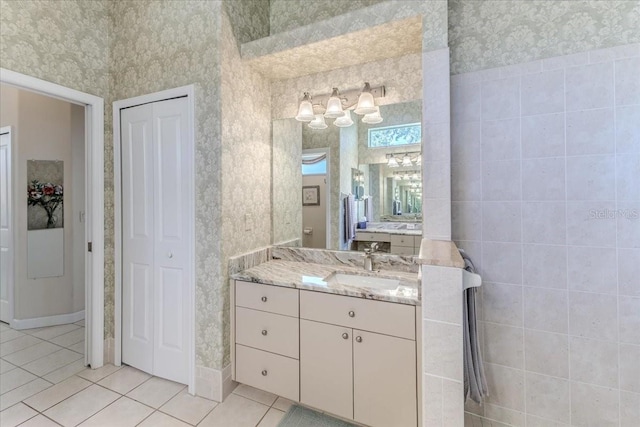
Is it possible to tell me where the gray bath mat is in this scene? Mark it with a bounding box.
[278,405,358,427]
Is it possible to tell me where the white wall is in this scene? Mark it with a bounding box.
[0,85,85,321]
[451,44,640,426]
[71,104,85,313]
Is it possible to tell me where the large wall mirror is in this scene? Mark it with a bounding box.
[272,100,422,253]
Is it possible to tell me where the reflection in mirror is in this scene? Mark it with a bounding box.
[272,100,422,253]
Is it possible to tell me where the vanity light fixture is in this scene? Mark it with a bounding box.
[295,92,315,122]
[394,172,401,180]
[387,154,399,168]
[412,172,420,180]
[308,114,328,129]
[334,110,354,127]
[401,153,413,167]
[296,82,385,129]
[403,172,411,180]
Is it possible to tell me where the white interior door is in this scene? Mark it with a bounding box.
[121,97,191,384]
[0,130,11,323]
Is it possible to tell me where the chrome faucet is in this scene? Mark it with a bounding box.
[363,243,380,271]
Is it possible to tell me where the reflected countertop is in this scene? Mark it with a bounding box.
[356,222,423,236]
[230,259,420,305]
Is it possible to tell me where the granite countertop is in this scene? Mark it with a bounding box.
[356,227,422,236]
[356,222,423,236]
[231,260,420,305]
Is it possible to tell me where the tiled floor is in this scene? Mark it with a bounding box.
[1,322,291,426]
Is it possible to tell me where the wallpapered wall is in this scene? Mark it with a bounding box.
[223,0,269,44]
[448,0,640,74]
[220,10,273,367]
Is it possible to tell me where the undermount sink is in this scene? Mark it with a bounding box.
[324,272,400,290]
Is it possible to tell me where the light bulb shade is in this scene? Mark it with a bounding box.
[412,172,419,180]
[362,106,383,124]
[394,173,401,180]
[334,110,353,127]
[387,154,399,168]
[308,114,328,129]
[401,154,412,167]
[403,173,410,180]
[354,82,376,115]
[295,93,315,122]
[324,88,345,118]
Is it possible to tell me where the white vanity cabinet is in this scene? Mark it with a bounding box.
[231,280,419,427]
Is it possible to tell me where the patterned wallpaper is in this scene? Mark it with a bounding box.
[109,0,225,368]
[448,0,640,74]
[272,119,303,245]
[222,0,269,44]
[219,10,273,367]
[270,0,384,34]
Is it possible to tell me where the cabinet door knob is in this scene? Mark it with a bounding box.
[167,252,173,259]
[261,330,268,336]
[342,332,349,340]
[261,296,268,302]
[356,336,362,343]
[261,370,268,376]
[348,311,355,318]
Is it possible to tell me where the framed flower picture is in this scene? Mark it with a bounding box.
[27,160,64,230]
[302,185,320,206]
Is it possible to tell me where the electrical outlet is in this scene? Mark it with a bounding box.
[244,213,252,231]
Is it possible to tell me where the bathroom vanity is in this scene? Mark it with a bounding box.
[230,258,421,427]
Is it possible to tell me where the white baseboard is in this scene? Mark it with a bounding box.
[222,364,236,401]
[195,364,237,402]
[11,310,85,330]
[104,338,114,365]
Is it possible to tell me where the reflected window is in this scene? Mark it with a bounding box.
[302,158,327,175]
[368,123,421,148]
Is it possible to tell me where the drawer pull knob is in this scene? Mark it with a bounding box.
[261,329,268,336]
[356,336,363,343]
[348,311,355,318]
[261,370,268,376]
[261,296,268,302]
[342,333,349,340]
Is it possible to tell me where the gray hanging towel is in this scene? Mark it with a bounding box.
[460,249,488,405]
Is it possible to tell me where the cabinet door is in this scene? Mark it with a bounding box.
[300,320,353,420]
[353,330,417,427]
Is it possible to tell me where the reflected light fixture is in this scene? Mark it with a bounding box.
[308,114,328,129]
[362,106,383,124]
[412,172,419,180]
[354,82,377,115]
[334,110,354,127]
[295,92,315,122]
[401,153,412,167]
[403,172,410,180]
[387,154,399,168]
[324,88,345,118]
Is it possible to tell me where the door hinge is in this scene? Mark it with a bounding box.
[88,242,92,252]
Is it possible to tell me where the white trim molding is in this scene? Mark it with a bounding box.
[113,85,196,394]
[0,68,104,370]
[11,310,85,330]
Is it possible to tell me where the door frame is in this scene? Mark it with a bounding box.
[0,126,13,324]
[302,147,331,248]
[0,68,105,369]
[113,85,196,393]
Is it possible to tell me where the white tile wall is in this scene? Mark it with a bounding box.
[452,43,640,426]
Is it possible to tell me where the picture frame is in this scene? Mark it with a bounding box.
[302,185,320,206]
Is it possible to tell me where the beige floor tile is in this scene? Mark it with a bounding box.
[0,359,17,374]
[199,394,269,427]
[24,376,92,412]
[3,342,61,366]
[159,390,218,425]
[49,329,85,348]
[22,349,83,377]
[232,384,278,406]
[78,396,154,427]
[257,408,286,427]
[44,384,119,427]
[42,360,88,384]
[0,329,26,344]
[0,368,38,394]
[0,402,38,427]
[76,364,121,383]
[272,397,293,412]
[67,341,85,354]
[97,366,151,394]
[0,379,52,411]
[126,376,185,409]
[30,325,80,341]
[137,411,191,427]
[18,414,61,426]
[0,335,42,357]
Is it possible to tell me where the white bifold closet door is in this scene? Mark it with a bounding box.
[121,97,190,385]
[0,131,11,323]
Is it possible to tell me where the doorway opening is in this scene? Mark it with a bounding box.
[301,148,331,249]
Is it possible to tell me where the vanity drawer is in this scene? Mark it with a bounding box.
[389,234,414,247]
[236,281,299,317]
[236,307,299,359]
[236,344,299,402]
[391,245,415,256]
[300,291,415,340]
[355,232,391,243]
